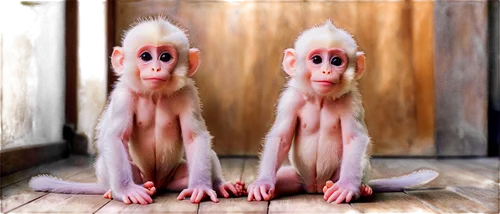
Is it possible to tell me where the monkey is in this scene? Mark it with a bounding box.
[29,17,245,205]
[247,20,438,204]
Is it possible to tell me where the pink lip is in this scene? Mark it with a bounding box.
[313,81,334,86]
[144,78,166,81]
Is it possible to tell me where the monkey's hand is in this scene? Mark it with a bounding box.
[112,181,156,205]
[214,180,244,198]
[177,186,218,204]
[247,178,275,201]
[323,180,360,204]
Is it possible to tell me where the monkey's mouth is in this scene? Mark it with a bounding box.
[144,77,167,82]
[312,80,336,86]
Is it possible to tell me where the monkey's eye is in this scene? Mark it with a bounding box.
[330,56,343,66]
[160,52,172,62]
[311,55,322,64]
[140,52,152,61]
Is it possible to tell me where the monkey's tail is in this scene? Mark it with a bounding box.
[368,169,439,192]
[29,175,108,195]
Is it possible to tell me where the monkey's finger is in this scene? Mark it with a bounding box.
[137,190,153,204]
[247,187,255,201]
[225,183,238,196]
[260,186,270,201]
[219,186,230,198]
[346,191,354,203]
[128,195,139,204]
[190,189,199,203]
[327,190,342,203]
[122,196,132,204]
[324,186,337,200]
[253,187,262,201]
[177,189,193,200]
[326,180,334,188]
[208,190,219,203]
[194,191,204,203]
[132,192,147,205]
[336,191,348,204]
[269,188,275,199]
[323,186,328,193]
[143,181,154,189]
[145,186,156,195]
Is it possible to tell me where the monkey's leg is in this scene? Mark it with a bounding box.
[273,166,305,199]
[165,162,189,192]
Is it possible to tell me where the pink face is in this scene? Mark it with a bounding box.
[136,44,178,90]
[305,48,348,94]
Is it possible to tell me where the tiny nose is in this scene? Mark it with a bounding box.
[322,70,331,75]
[151,67,160,72]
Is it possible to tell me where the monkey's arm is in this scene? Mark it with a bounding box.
[248,88,301,201]
[176,88,218,204]
[324,98,370,204]
[97,87,155,204]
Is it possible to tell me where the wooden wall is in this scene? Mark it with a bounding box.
[110,0,488,156]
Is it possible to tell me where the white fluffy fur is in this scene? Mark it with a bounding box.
[369,169,440,192]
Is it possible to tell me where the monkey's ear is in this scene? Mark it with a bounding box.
[282,48,297,77]
[355,52,366,80]
[187,48,201,77]
[111,47,125,75]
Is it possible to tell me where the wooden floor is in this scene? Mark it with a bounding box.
[1,156,498,213]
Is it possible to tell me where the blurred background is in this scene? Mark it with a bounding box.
[0,0,498,169]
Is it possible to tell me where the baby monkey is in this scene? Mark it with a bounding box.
[248,21,438,203]
[30,17,244,205]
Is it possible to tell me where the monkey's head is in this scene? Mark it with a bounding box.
[111,17,200,94]
[282,20,365,98]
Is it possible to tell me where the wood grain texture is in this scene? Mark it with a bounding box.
[351,192,436,213]
[97,194,198,214]
[434,1,488,156]
[407,189,490,213]
[10,193,110,213]
[1,180,47,213]
[447,186,499,213]
[269,194,359,213]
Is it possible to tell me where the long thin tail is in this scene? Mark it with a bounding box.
[368,169,439,192]
[29,175,107,195]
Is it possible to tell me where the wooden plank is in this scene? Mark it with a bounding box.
[10,162,108,213]
[434,1,488,156]
[447,186,499,213]
[219,158,245,182]
[96,193,198,214]
[354,1,434,155]
[351,192,436,213]
[370,158,497,188]
[269,194,359,213]
[470,158,499,171]
[407,189,490,213]
[1,180,47,213]
[439,158,499,182]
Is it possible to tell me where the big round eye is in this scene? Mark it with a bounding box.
[330,56,343,66]
[160,52,172,62]
[140,52,152,61]
[311,55,322,64]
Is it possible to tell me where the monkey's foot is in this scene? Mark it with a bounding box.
[360,184,372,196]
[234,179,247,196]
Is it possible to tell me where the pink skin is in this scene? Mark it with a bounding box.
[96,45,244,204]
[248,33,370,203]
